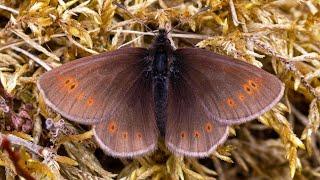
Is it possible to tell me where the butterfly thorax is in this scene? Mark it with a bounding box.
[151,29,173,77]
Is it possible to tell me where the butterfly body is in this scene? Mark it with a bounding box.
[150,29,174,135]
[38,29,284,157]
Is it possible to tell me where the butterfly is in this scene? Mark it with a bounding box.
[37,29,284,157]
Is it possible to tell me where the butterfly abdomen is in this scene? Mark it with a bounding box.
[153,77,167,136]
[152,51,169,136]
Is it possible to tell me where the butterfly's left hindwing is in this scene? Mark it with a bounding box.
[93,68,158,157]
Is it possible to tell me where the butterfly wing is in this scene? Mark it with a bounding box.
[38,48,150,124]
[166,72,229,157]
[38,47,158,156]
[93,69,157,157]
[165,48,284,156]
[172,48,284,125]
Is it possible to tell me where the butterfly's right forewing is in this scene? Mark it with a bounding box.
[171,48,284,125]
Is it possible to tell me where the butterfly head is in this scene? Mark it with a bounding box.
[154,29,169,44]
[152,28,172,52]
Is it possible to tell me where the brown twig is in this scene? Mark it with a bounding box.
[0,137,36,180]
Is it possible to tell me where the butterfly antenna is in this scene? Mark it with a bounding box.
[166,6,211,35]
[113,2,155,35]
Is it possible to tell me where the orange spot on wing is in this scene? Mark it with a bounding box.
[193,131,201,138]
[137,132,143,139]
[107,121,117,134]
[70,83,76,89]
[67,83,78,92]
[180,131,187,139]
[63,77,75,85]
[77,92,85,100]
[65,79,70,84]
[205,122,213,133]
[122,132,128,139]
[243,84,254,95]
[87,97,94,106]
[238,93,245,101]
[62,77,78,92]
[226,98,236,107]
[248,79,259,89]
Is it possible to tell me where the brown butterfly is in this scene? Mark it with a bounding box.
[38,29,284,157]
